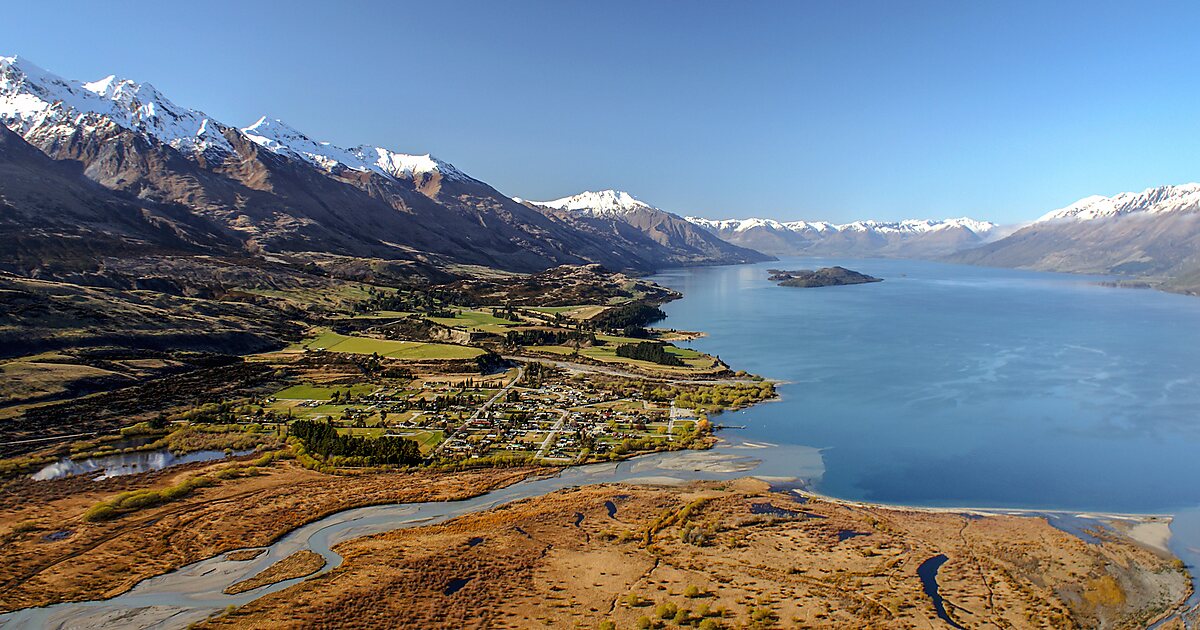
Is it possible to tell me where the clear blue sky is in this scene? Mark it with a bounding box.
[4,0,1198,223]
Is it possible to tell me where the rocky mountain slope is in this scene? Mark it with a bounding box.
[687,216,997,258]
[0,55,752,275]
[524,190,771,266]
[948,184,1200,294]
[0,124,236,276]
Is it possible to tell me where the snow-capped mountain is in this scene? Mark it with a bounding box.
[523,190,771,266]
[0,54,468,186]
[0,55,768,274]
[950,182,1200,294]
[1035,184,1200,223]
[531,190,655,217]
[0,55,234,156]
[240,116,468,182]
[686,214,998,258]
[689,216,995,235]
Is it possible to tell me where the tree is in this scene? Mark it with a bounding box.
[148,413,169,430]
[615,342,684,366]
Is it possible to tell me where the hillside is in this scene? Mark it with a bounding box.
[949,184,1200,295]
[525,190,771,266]
[0,56,751,275]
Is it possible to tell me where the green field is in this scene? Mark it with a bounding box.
[524,305,608,319]
[428,309,520,332]
[525,338,717,372]
[301,331,484,359]
[390,429,444,453]
[274,383,378,400]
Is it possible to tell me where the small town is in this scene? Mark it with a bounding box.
[260,361,703,464]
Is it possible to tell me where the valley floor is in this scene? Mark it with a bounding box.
[195,478,1188,629]
[0,453,1190,629]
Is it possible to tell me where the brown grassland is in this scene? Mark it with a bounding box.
[196,479,1189,630]
[0,457,549,612]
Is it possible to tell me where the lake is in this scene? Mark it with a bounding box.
[7,257,1200,628]
[652,258,1200,514]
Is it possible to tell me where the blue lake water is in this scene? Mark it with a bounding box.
[652,258,1200,514]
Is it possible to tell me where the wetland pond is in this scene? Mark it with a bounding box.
[31,448,254,481]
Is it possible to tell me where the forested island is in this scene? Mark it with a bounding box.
[768,266,883,288]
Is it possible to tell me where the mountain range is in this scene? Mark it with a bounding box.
[948,183,1200,294]
[0,55,762,278]
[2,54,1198,296]
[685,216,1000,258]
[521,190,769,267]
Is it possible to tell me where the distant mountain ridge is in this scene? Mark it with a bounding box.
[5,54,1198,295]
[0,55,756,275]
[686,215,998,258]
[948,183,1200,294]
[523,190,771,266]
[1034,184,1200,223]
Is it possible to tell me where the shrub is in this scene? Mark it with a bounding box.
[11,520,41,534]
[84,474,216,521]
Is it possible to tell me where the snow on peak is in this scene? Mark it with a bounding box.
[1,55,469,183]
[241,116,467,181]
[687,215,995,236]
[0,54,233,156]
[686,217,787,232]
[531,190,656,217]
[356,146,467,181]
[242,116,371,172]
[1035,184,1200,223]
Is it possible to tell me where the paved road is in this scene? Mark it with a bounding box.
[432,365,524,456]
[534,411,568,459]
[0,432,97,448]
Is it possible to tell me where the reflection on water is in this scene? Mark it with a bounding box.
[31,449,253,481]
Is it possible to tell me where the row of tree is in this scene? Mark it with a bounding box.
[591,302,667,336]
[355,287,458,315]
[615,342,685,366]
[505,329,595,346]
[289,419,421,465]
